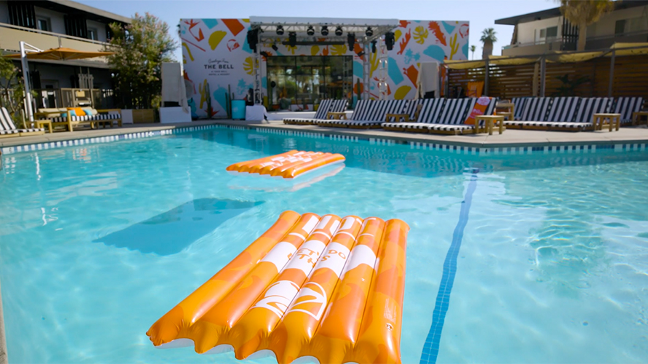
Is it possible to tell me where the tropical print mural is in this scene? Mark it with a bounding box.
[180,18,469,119]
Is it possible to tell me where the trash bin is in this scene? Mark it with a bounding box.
[231,100,246,120]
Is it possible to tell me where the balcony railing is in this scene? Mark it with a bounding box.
[0,22,110,63]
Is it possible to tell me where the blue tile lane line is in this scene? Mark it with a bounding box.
[420,169,479,364]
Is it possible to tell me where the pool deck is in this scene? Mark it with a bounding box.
[1,119,648,150]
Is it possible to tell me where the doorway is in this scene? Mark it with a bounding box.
[267,56,352,110]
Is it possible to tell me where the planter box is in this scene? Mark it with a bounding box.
[132,109,155,123]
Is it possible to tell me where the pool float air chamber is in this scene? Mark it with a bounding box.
[147,211,409,364]
[226,150,345,178]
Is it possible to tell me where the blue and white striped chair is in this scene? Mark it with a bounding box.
[613,97,644,125]
[381,98,446,133]
[424,98,478,134]
[510,97,528,120]
[508,97,584,131]
[426,98,500,134]
[0,107,45,137]
[574,97,612,124]
[505,97,553,129]
[328,99,348,114]
[283,99,332,125]
[318,100,407,129]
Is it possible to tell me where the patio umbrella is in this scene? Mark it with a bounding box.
[4,47,114,60]
[4,43,115,122]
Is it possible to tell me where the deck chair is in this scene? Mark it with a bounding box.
[613,97,644,125]
[318,100,407,129]
[506,97,582,131]
[573,97,613,130]
[283,99,333,125]
[0,107,45,137]
[381,98,445,133]
[505,97,553,129]
[423,98,477,134]
[510,97,528,120]
[328,99,348,114]
[425,98,501,135]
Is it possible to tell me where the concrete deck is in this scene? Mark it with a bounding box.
[1,119,648,150]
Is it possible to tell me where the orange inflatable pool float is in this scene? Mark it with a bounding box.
[226,150,346,178]
[146,211,409,364]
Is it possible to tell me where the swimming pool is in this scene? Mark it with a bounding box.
[1,127,647,363]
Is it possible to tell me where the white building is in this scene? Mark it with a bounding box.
[0,0,130,108]
[496,1,648,56]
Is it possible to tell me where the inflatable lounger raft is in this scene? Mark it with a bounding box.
[226,150,345,178]
[147,211,409,364]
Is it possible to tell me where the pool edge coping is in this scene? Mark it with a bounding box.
[0,279,7,364]
[1,120,648,156]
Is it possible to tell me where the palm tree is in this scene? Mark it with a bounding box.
[559,0,615,51]
[480,28,497,59]
[470,45,476,60]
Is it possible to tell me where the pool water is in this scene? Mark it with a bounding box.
[1,128,647,363]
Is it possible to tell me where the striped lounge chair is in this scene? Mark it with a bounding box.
[283,99,333,125]
[505,97,553,129]
[612,97,644,125]
[382,98,446,133]
[0,107,45,138]
[506,97,582,131]
[572,97,613,130]
[328,99,348,114]
[510,97,528,120]
[318,100,407,129]
[423,98,479,134]
[48,108,122,132]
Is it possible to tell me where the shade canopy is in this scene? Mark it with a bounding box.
[5,47,114,60]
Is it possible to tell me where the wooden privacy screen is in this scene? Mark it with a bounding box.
[448,54,648,100]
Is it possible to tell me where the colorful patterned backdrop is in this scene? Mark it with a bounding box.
[180,19,469,119]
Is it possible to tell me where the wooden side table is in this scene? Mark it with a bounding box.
[34,119,53,133]
[475,115,506,135]
[327,112,347,120]
[385,113,411,123]
[592,113,620,131]
[632,111,648,126]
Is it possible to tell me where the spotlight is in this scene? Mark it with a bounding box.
[276,25,284,35]
[321,25,329,36]
[260,51,270,58]
[247,28,259,52]
[272,43,278,51]
[347,33,355,52]
[307,26,314,36]
[288,32,296,47]
[358,51,365,57]
[335,26,343,36]
[385,32,395,51]
[371,40,377,53]
[365,27,373,37]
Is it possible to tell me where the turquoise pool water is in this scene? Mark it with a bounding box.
[1,128,648,363]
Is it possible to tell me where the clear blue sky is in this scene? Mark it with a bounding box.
[78,0,557,60]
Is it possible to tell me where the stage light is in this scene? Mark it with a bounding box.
[276,25,284,35]
[307,26,315,36]
[347,33,355,51]
[371,40,377,53]
[385,32,395,51]
[272,43,278,51]
[365,27,373,37]
[321,26,329,36]
[288,32,296,47]
[247,28,259,52]
[335,26,343,36]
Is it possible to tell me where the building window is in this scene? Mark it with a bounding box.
[88,28,98,40]
[37,17,50,31]
[615,18,647,35]
[537,26,558,43]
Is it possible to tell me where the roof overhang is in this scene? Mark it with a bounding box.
[34,0,131,25]
[249,16,399,45]
[496,0,648,26]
